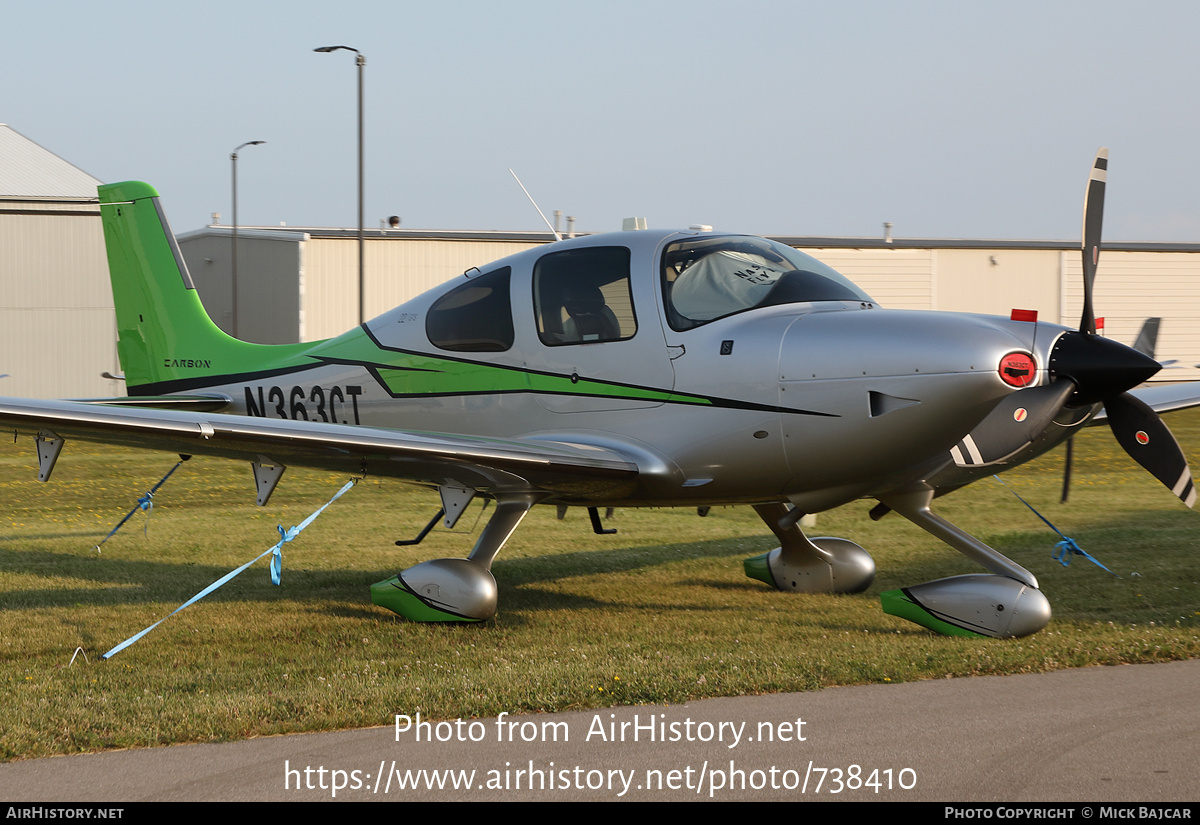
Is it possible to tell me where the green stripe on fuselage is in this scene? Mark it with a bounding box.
[308,327,711,406]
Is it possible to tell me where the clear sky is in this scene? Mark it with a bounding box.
[6,0,1200,241]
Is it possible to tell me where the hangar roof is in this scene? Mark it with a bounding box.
[192,222,1200,254]
[0,124,102,199]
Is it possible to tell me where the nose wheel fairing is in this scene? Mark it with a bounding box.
[881,575,1051,638]
[875,484,1051,637]
[874,485,1053,637]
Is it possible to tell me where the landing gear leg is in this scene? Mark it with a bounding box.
[876,484,1051,638]
[744,503,875,593]
[372,492,546,622]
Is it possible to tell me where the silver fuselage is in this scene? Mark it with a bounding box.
[201,229,1073,510]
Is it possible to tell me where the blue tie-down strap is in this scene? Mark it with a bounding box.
[1053,536,1118,575]
[267,478,358,585]
[136,494,154,536]
[102,479,358,659]
[992,476,1118,578]
[270,524,301,585]
[94,459,186,552]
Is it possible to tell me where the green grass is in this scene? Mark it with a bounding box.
[1,411,1197,760]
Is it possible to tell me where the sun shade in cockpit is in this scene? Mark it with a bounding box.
[669,250,788,321]
[661,236,874,331]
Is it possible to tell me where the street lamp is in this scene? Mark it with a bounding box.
[314,44,366,325]
[231,140,266,338]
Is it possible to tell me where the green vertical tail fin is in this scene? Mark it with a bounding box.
[99,182,313,393]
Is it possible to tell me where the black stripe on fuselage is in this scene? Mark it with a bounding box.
[129,326,839,418]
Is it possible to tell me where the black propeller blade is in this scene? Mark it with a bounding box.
[1080,149,1107,335]
[1060,436,1074,504]
[1105,392,1196,507]
[1053,149,1195,509]
[1061,148,1108,501]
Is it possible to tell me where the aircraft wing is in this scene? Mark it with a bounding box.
[0,397,640,502]
[1090,382,1200,424]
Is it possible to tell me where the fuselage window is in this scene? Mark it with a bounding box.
[533,247,636,346]
[661,236,874,331]
[426,266,515,352]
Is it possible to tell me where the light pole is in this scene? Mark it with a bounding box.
[231,140,266,338]
[314,44,366,325]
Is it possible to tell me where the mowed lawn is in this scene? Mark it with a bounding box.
[1,410,1197,760]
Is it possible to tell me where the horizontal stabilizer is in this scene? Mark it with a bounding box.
[74,394,232,412]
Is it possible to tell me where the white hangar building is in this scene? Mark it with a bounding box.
[0,124,114,400]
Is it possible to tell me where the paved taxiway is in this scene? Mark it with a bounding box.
[2,659,1195,801]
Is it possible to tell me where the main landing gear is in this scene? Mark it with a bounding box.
[371,491,545,622]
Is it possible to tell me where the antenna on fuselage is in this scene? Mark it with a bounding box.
[509,169,562,241]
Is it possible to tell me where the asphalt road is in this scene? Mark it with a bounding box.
[1,660,1195,802]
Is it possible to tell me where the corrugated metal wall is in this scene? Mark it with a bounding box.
[0,206,118,399]
[1062,251,1200,380]
[303,237,542,341]
[933,248,1060,318]
[808,248,937,309]
[299,238,358,341]
[178,230,306,344]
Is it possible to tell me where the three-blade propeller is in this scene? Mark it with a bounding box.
[1052,149,1195,508]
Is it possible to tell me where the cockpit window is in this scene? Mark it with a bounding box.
[426,267,514,352]
[661,236,873,331]
[534,246,636,346]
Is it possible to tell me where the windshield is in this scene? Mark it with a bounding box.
[661,236,874,330]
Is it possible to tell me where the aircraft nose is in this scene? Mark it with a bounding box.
[777,310,1042,494]
[1048,330,1161,406]
[780,309,1038,390]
